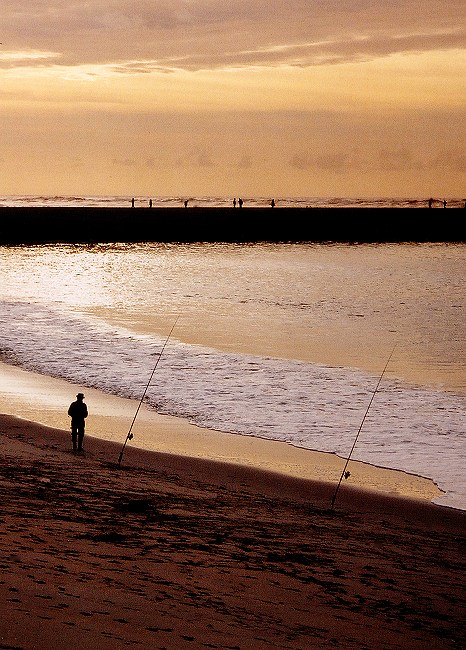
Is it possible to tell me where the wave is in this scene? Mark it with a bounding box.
[0,299,465,509]
[0,195,464,209]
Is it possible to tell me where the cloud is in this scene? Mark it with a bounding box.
[430,150,466,172]
[197,152,215,167]
[290,151,363,173]
[109,61,177,75]
[378,147,416,171]
[289,141,466,176]
[176,150,216,168]
[237,155,253,169]
[0,50,61,63]
[0,104,464,196]
[2,0,464,71]
[113,158,137,166]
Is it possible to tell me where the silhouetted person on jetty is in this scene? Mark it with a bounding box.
[131,198,135,208]
[68,393,88,453]
[184,200,188,208]
[233,198,237,208]
[149,199,152,208]
[428,198,433,208]
[238,198,243,208]
[271,199,275,208]
[443,199,447,208]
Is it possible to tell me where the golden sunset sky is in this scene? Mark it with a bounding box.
[1,1,465,197]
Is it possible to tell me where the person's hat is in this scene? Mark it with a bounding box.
[76,393,85,399]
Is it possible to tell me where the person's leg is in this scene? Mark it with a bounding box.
[71,426,77,451]
[77,425,84,452]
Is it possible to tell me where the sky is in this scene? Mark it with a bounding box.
[1,0,465,198]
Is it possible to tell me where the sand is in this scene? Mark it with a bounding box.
[1,222,464,647]
[1,414,465,650]
[0,361,442,503]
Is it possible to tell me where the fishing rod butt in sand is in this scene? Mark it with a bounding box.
[330,343,397,511]
[117,316,180,468]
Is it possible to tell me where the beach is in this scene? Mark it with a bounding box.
[1,412,465,649]
[1,229,465,647]
[0,338,463,650]
[0,342,463,650]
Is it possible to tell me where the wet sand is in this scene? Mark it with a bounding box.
[1,413,465,649]
[0,361,442,503]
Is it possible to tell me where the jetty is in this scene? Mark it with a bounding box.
[0,207,464,244]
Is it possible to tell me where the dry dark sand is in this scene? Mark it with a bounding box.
[1,414,465,649]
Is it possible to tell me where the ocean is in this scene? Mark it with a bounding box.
[0,194,465,209]
[0,204,464,509]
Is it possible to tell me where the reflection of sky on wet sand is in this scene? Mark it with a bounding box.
[1,242,464,392]
[0,361,134,425]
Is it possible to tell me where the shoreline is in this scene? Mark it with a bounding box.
[0,412,459,518]
[0,361,444,506]
[1,412,465,649]
[0,206,465,243]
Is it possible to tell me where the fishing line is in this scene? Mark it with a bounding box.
[117,316,180,467]
[330,343,397,510]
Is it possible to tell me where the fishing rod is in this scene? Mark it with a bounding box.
[330,343,397,510]
[117,316,179,467]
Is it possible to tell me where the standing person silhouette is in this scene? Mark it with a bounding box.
[238,198,243,208]
[68,393,88,453]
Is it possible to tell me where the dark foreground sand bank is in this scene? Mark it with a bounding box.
[1,414,465,649]
[0,207,464,244]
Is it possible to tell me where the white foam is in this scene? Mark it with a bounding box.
[0,300,464,509]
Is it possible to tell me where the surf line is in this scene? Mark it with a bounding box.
[117,316,180,467]
[330,343,397,510]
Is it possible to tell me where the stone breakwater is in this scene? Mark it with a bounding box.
[0,207,464,244]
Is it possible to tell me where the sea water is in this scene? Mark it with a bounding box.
[0,194,465,208]
[0,241,464,509]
